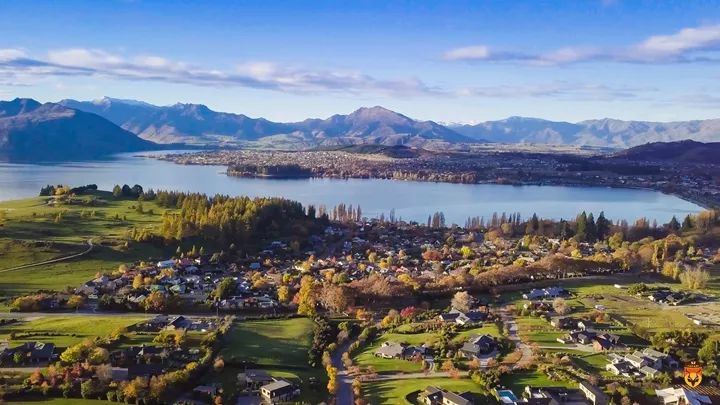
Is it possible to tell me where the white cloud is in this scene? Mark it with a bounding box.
[444,23,720,65]
[0,48,439,97]
[443,45,490,61]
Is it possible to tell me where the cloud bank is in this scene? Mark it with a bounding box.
[444,24,720,65]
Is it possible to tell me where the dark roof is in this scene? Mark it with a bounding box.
[127,364,165,378]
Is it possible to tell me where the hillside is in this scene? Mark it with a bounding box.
[611,140,720,164]
[0,98,157,160]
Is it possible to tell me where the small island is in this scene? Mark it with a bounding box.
[226,163,314,179]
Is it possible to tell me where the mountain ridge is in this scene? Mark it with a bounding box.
[0,98,157,160]
[60,98,477,146]
[54,96,720,148]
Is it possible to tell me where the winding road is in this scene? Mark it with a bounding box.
[0,239,94,273]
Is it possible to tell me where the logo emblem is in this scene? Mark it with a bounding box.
[684,362,703,388]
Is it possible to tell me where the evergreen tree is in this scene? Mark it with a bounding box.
[586,213,597,242]
[681,215,694,232]
[575,212,588,242]
[668,216,680,232]
[596,211,610,240]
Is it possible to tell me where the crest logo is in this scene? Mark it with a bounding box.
[684,362,703,388]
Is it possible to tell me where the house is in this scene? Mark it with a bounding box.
[640,365,660,378]
[423,386,474,405]
[1,342,56,365]
[127,364,165,379]
[157,260,176,269]
[550,316,575,329]
[523,287,567,300]
[455,310,487,326]
[242,369,274,390]
[438,312,460,323]
[260,379,300,404]
[193,385,218,400]
[642,347,679,369]
[592,337,613,352]
[165,315,191,330]
[579,381,608,405]
[624,353,648,369]
[459,335,495,359]
[655,387,712,405]
[375,342,406,359]
[606,361,635,377]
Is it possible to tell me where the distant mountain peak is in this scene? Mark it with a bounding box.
[0,98,42,117]
[89,97,157,108]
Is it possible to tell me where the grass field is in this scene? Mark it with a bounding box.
[0,192,173,298]
[363,378,489,405]
[215,317,326,403]
[515,317,565,347]
[220,318,314,366]
[0,315,148,347]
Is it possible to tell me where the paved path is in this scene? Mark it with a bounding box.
[0,239,94,273]
[499,306,533,370]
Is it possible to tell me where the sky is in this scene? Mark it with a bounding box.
[1,0,720,123]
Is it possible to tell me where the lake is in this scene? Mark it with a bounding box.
[0,151,702,225]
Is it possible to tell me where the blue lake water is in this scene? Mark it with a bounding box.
[0,151,702,225]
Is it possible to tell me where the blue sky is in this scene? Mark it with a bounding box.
[1,0,720,122]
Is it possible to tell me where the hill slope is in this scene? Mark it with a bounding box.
[0,98,157,160]
[611,140,720,164]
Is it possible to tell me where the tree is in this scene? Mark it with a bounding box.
[132,274,144,289]
[460,246,474,259]
[451,291,473,312]
[296,276,317,316]
[211,277,236,300]
[575,212,588,242]
[681,215,694,232]
[66,295,85,311]
[680,268,711,289]
[319,283,353,313]
[277,285,290,304]
[88,347,109,364]
[60,344,84,363]
[552,297,570,315]
[596,211,610,240]
[668,216,680,232]
[112,185,122,198]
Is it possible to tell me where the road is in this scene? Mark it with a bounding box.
[331,339,355,405]
[0,239,94,273]
[499,306,533,370]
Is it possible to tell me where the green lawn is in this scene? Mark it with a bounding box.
[500,369,574,392]
[220,318,314,366]
[573,353,608,374]
[0,315,148,347]
[214,318,327,402]
[515,317,564,347]
[354,330,435,374]
[363,378,490,405]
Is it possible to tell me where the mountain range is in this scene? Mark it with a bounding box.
[451,116,720,148]
[59,97,720,148]
[60,98,472,147]
[0,98,156,160]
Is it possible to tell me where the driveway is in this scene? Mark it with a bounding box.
[499,307,533,370]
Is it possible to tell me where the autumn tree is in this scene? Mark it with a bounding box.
[451,291,473,312]
[295,275,318,316]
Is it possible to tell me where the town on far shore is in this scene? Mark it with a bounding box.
[0,183,718,405]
